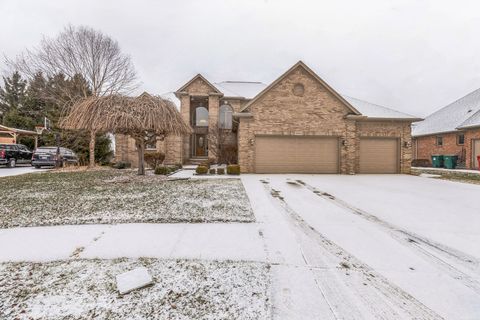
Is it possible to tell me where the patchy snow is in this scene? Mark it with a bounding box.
[0,258,270,319]
[342,95,420,119]
[2,173,480,319]
[413,87,480,136]
[0,170,254,228]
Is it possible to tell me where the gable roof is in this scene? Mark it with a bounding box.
[412,88,480,136]
[214,81,267,99]
[175,74,220,94]
[239,61,361,114]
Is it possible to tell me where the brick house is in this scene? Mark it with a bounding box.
[412,88,480,169]
[115,61,420,173]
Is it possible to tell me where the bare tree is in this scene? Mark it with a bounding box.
[6,25,138,167]
[207,123,238,164]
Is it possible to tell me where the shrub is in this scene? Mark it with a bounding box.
[174,163,183,170]
[412,159,430,167]
[144,152,165,169]
[196,165,208,175]
[217,167,225,175]
[227,164,240,175]
[209,168,216,174]
[199,160,210,169]
[154,166,171,175]
[113,161,131,169]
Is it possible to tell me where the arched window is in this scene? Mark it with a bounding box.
[195,106,209,127]
[219,104,233,129]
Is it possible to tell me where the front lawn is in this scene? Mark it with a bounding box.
[0,169,254,228]
[0,258,271,319]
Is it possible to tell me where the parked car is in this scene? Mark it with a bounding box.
[31,147,79,168]
[0,144,33,168]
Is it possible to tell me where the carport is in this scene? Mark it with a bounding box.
[0,125,41,148]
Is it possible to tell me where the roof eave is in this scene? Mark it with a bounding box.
[412,129,463,137]
[359,117,423,122]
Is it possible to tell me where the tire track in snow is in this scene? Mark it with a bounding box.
[262,180,442,320]
[297,179,480,295]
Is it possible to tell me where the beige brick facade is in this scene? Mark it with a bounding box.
[115,62,415,173]
[237,65,412,174]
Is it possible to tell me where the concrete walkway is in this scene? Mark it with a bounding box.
[0,223,265,263]
[0,166,49,177]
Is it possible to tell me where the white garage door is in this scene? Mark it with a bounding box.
[255,136,339,173]
[359,138,399,173]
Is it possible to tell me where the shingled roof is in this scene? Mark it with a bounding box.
[412,88,480,137]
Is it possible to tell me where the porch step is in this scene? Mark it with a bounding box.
[187,157,208,165]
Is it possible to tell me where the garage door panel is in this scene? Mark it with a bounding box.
[359,138,398,174]
[255,136,339,173]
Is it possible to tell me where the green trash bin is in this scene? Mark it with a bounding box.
[431,155,444,168]
[444,155,458,169]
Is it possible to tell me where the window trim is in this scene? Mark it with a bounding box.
[436,136,443,146]
[456,133,465,146]
[195,106,209,127]
[219,104,233,130]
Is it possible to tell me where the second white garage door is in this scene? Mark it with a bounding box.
[359,138,399,173]
[255,136,339,173]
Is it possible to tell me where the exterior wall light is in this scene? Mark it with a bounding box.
[249,139,254,146]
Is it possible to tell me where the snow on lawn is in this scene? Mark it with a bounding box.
[0,169,254,228]
[0,258,271,319]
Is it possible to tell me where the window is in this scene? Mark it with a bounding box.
[436,136,443,146]
[457,134,465,145]
[146,141,157,150]
[219,104,233,129]
[195,106,209,127]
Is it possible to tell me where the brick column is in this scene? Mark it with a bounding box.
[401,123,412,174]
[208,94,220,162]
[180,94,191,162]
[344,120,357,174]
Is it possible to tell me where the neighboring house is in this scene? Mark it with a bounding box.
[116,61,420,173]
[412,88,480,169]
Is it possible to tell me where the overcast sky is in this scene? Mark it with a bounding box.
[1,0,479,117]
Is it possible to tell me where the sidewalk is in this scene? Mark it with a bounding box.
[0,223,266,263]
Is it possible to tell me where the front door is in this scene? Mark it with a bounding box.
[194,134,207,157]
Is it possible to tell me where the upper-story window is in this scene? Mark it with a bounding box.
[457,134,465,145]
[436,136,443,146]
[195,106,209,127]
[219,104,233,129]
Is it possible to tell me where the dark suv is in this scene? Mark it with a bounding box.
[0,144,33,168]
[31,146,79,168]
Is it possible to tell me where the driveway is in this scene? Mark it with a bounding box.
[0,166,48,177]
[242,174,480,319]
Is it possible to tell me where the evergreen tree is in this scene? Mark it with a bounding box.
[0,71,28,123]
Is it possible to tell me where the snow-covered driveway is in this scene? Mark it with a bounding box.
[242,174,480,319]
